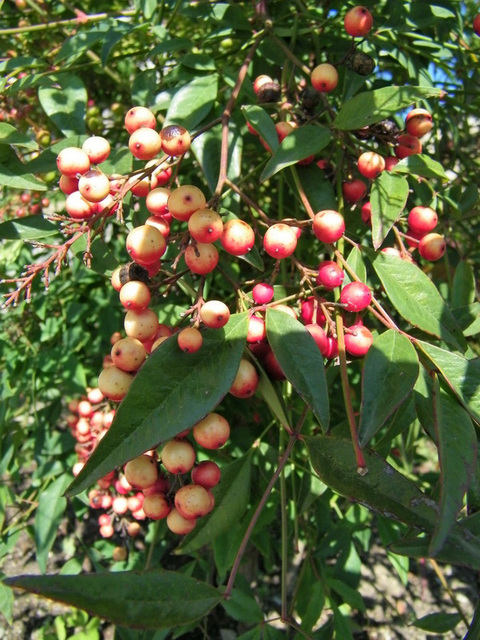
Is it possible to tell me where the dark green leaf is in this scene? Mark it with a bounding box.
[177,453,252,554]
[260,125,331,182]
[191,121,242,192]
[5,571,220,629]
[0,215,58,240]
[345,246,367,284]
[370,172,409,249]
[180,53,216,71]
[266,309,329,430]
[54,29,108,65]
[0,579,14,626]
[38,74,87,137]
[415,341,480,423]
[291,164,337,212]
[390,529,480,570]
[392,154,448,180]
[429,381,477,556]
[66,313,248,497]
[165,75,218,131]
[0,163,47,191]
[413,612,462,633]
[256,363,291,432]
[452,303,480,335]
[334,86,444,130]
[34,475,71,573]
[241,105,279,153]
[359,330,419,445]
[366,250,465,350]
[305,434,438,530]
[0,123,38,151]
[221,587,263,624]
[451,261,476,309]
[327,578,365,612]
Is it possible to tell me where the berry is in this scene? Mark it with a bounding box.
[65,191,95,220]
[97,366,134,402]
[344,6,373,37]
[166,508,197,535]
[192,461,221,488]
[200,300,230,328]
[344,323,374,357]
[246,314,266,343]
[126,225,166,265]
[220,219,255,255]
[305,324,328,356]
[128,128,162,161]
[407,206,438,235]
[188,208,224,243]
[119,280,151,311]
[177,327,203,353]
[229,359,259,398]
[185,242,219,275]
[160,124,191,156]
[161,439,196,475]
[357,151,385,179]
[168,185,206,221]
[111,337,147,372]
[263,223,298,259]
[311,63,338,92]
[313,210,345,243]
[192,412,230,449]
[175,484,212,519]
[124,454,158,490]
[124,308,159,342]
[340,282,372,312]
[143,493,171,520]
[316,261,345,289]
[82,136,111,164]
[405,108,433,137]
[57,146,90,177]
[395,134,422,159]
[418,233,446,261]
[252,283,274,304]
[475,13,480,36]
[124,106,157,134]
[342,179,367,203]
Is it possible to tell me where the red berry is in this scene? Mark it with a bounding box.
[344,6,373,37]
[340,282,372,312]
[344,323,374,357]
[313,210,345,243]
[316,261,345,289]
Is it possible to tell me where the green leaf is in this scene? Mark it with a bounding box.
[38,74,87,137]
[415,341,480,423]
[241,105,279,153]
[413,612,462,633]
[333,85,444,130]
[452,303,480,335]
[0,214,59,240]
[345,246,366,284]
[370,172,409,249]
[366,250,465,350]
[66,313,248,497]
[54,29,108,65]
[191,120,242,193]
[256,363,291,432]
[180,53,216,71]
[305,435,438,530]
[266,309,329,430]
[0,123,38,151]
[359,330,419,445]
[392,154,448,180]
[429,381,477,556]
[34,475,71,574]
[4,570,220,629]
[390,530,480,570]
[451,261,476,309]
[0,163,47,191]
[221,587,264,624]
[0,578,14,626]
[177,453,252,554]
[165,75,218,131]
[290,164,337,213]
[260,125,331,182]
[327,578,365,612]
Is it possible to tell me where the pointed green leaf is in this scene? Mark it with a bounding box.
[305,435,438,530]
[177,453,252,554]
[345,245,367,284]
[429,381,477,556]
[256,363,291,432]
[392,154,448,180]
[415,341,480,423]
[359,330,419,446]
[54,29,108,65]
[165,74,218,131]
[0,163,47,191]
[0,579,14,626]
[4,570,220,629]
[333,85,444,130]
[413,613,462,634]
[35,475,71,573]
[66,313,248,497]
[0,215,58,240]
[241,104,279,153]
[260,125,331,183]
[366,250,465,350]
[289,163,337,212]
[451,261,476,309]
[38,74,87,137]
[370,172,409,249]
[0,123,38,151]
[266,309,329,430]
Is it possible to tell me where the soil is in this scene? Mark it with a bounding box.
[1,524,478,639]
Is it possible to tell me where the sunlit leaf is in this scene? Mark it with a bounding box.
[0,123,38,151]
[165,75,218,131]
[38,74,87,137]
[34,475,71,573]
[392,154,448,180]
[370,172,409,249]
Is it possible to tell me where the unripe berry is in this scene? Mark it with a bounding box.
[193,412,230,449]
[357,151,385,180]
[229,359,259,398]
[82,136,111,164]
[124,454,158,490]
[246,314,266,343]
[200,300,230,328]
[161,439,196,475]
[263,223,298,259]
[188,208,223,243]
[253,74,273,95]
[129,128,162,161]
[124,308,159,342]
[97,366,134,402]
[185,242,219,275]
[316,261,345,289]
[57,146,90,177]
[59,175,79,195]
[146,187,170,216]
[168,185,206,222]
[127,171,158,197]
[344,323,374,357]
[177,327,203,353]
[119,280,151,311]
[220,218,255,255]
[112,495,129,515]
[65,191,95,220]
[142,493,171,520]
[124,106,157,134]
[145,215,170,238]
[111,337,147,372]
[344,6,373,37]
[311,63,338,92]
[126,224,166,265]
[252,283,274,304]
[313,210,345,243]
[160,124,191,156]
[175,484,212,519]
[166,508,197,535]
[340,282,372,312]
[418,233,446,261]
[395,134,422,159]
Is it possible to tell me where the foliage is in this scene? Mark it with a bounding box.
[1,0,479,638]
